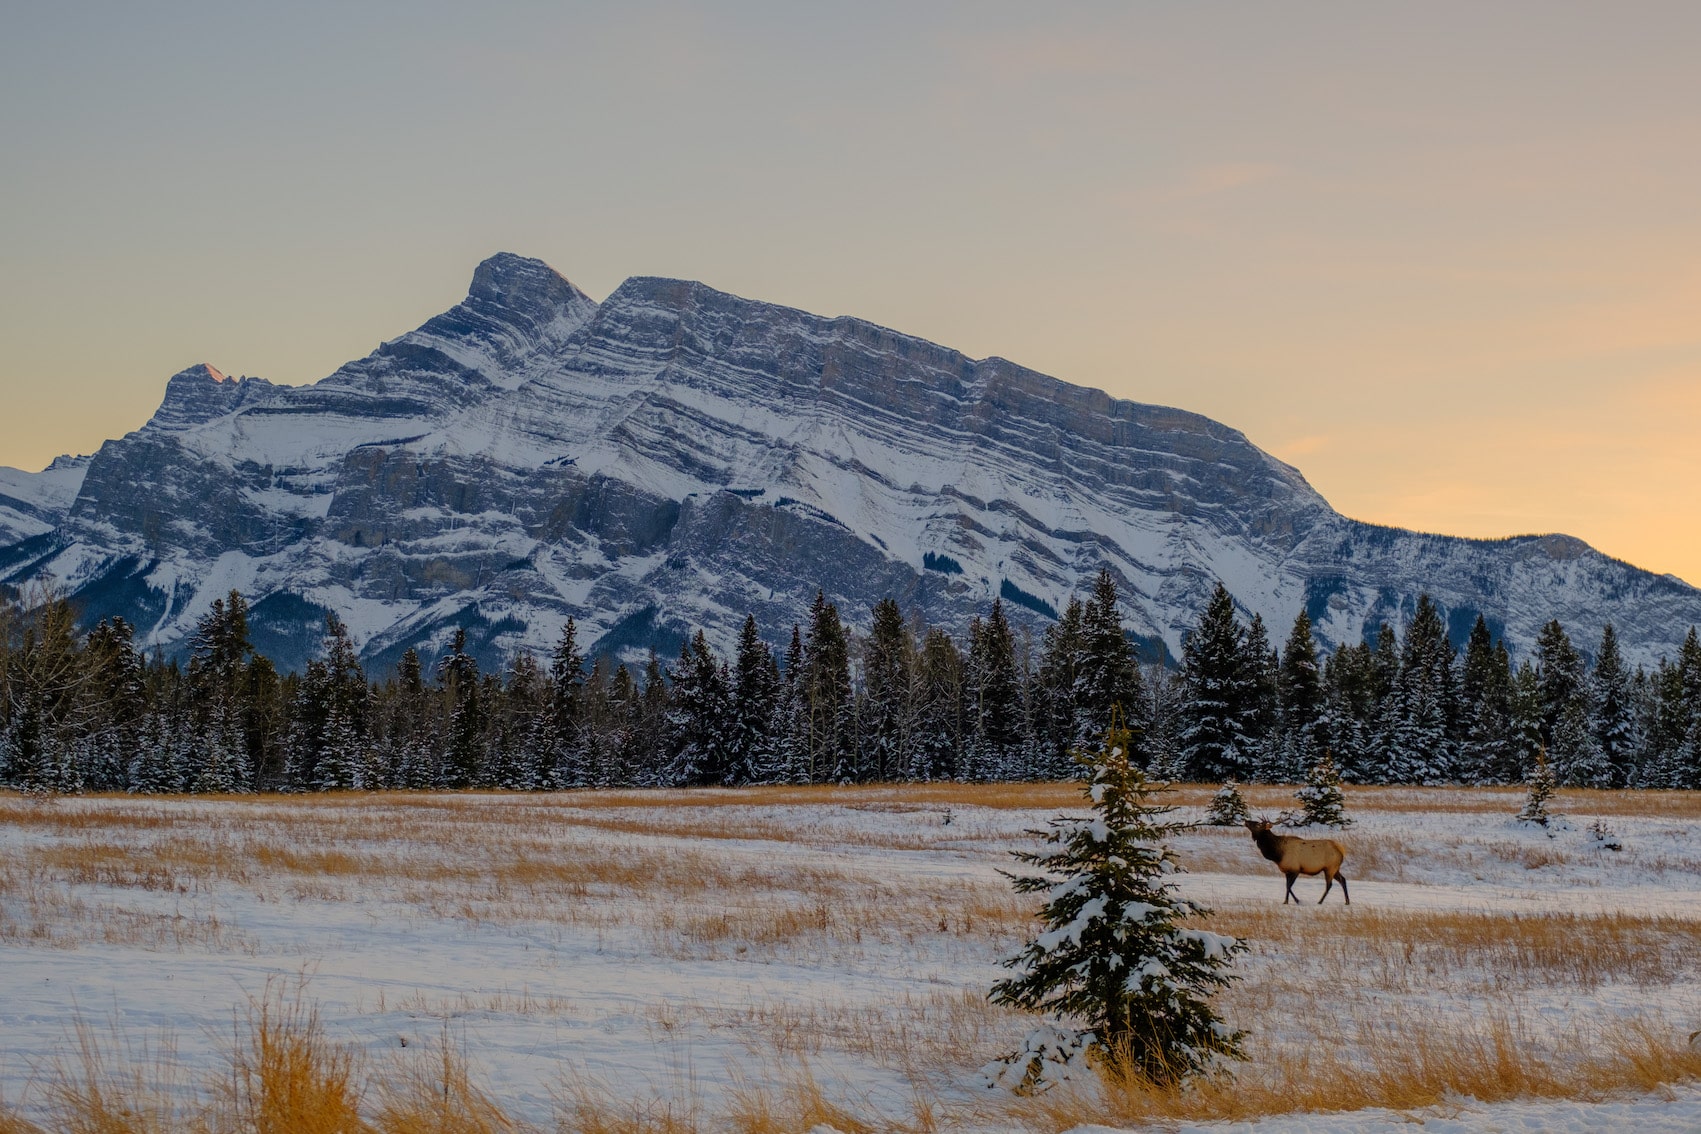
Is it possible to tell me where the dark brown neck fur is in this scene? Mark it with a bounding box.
[1251,828,1286,864]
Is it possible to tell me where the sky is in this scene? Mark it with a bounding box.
[3,2,1699,582]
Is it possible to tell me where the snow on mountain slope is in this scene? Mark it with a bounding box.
[3,253,1698,673]
[0,454,91,549]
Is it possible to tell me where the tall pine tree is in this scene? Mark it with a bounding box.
[1178,583,1257,783]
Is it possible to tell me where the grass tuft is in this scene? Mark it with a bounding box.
[214,979,367,1134]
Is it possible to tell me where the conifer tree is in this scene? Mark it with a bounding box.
[495,652,549,790]
[286,614,367,792]
[1178,583,1257,783]
[1457,616,1515,783]
[1320,640,1377,780]
[1382,596,1454,784]
[667,632,730,786]
[802,592,854,783]
[1294,750,1350,828]
[1275,611,1325,783]
[1204,781,1251,826]
[1630,665,1659,788]
[1550,698,1607,787]
[1662,628,1701,789]
[312,699,364,791]
[732,615,785,785]
[129,708,181,794]
[859,599,913,782]
[631,652,673,787]
[1589,624,1638,787]
[82,618,147,791]
[1535,619,1587,748]
[439,629,483,788]
[967,599,1024,781]
[241,655,286,788]
[391,648,439,789]
[779,626,810,784]
[909,627,963,781]
[1517,746,1557,827]
[990,713,1245,1091]
[1508,660,1546,782]
[185,592,261,790]
[575,658,614,787]
[1242,613,1278,776]
[1077,570,1142,745]
[1036,596,1086,776]
[547,619,587,787]
[1142,662,1186,781]
[1,589,90,792]
[196,698,251,793]
[1371,622,1400,704]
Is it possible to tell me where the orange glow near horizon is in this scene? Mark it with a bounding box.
[2,5,1697,584]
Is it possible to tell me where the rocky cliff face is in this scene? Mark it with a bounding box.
[3,253,1697,672]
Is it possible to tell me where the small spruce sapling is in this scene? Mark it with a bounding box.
[1294,750,1350,828]
[1587,817,1622,851]
[1205,781,1251,826]
[988,713,1246,1093]
[1517,746,1557,828]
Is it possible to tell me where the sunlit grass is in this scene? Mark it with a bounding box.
[4,784,1701,1129]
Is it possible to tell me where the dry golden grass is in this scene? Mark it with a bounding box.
[212,980,367,1134]
[998,1010,1701,1130]
[37,1023,191,1134]
[7,996,1699,1133]
[7,784,1701,1131]
[1212,904,1701,993]
[371,1029,525,1134]
[0,993,540,1134]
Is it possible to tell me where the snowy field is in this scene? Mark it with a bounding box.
[2,783,1701,1131]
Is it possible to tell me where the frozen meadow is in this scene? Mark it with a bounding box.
[2,783,1700,1132]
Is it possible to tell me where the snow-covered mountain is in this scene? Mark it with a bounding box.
[3,253,1697,672]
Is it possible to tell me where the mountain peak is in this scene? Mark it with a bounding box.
[145,364,269,433]
[467,253,593,320]
[10,257,1701,677]
[172,362,228,384]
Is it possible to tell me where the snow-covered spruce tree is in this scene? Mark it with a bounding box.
[1550,698,1607,788]
[732,614,786,785]
[547,619,587,788]
[989,715,1246,1092]
[1516,746,1557,827]
[1242,613,1279,779]
[801,592,855,783]
[1077,569,1144,751]
[966,600,1025,782]
[1274,611,1325,784]
[666,631,731,787]
[1204,781,1251,826]
[858,599,914,783]
[1589,624,1639,787]
[1294,749,1350,828]
[1177,582,1259,783]
[908,627,964,782]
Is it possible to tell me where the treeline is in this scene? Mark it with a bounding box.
[1175,583,1701,789]
[2,574,1699,794]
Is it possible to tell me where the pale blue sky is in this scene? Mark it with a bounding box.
[4,2,1700,579]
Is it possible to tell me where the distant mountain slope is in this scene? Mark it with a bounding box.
[3,253,1697,672]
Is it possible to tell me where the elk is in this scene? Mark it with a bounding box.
[1244,819,1349,905]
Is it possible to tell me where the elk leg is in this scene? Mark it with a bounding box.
[1319,871,1333,904]
[1338,874,1350,905]
[1284,872,1298,904]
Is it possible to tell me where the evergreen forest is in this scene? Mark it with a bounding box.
[3,574,1700,795]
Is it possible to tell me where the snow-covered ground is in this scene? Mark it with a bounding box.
[1,783,1699,1131]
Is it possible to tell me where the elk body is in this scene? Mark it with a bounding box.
[1244,819,1349,905]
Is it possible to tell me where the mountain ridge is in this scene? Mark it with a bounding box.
[2,252,1696,673]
